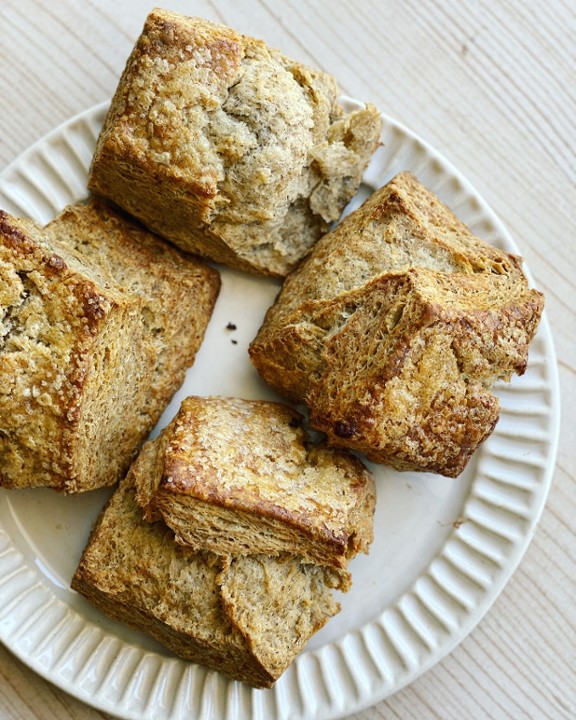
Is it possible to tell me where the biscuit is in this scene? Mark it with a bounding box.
[72,476,341,688]
[133,395,375,576]
[88,9,381,276]
[249,172,544,476]
[0,199,219,491]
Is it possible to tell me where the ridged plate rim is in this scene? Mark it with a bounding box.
[0,99,560,720]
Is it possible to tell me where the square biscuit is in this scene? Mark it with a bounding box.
[88,9,381,276]
[249,172,545,477]
[0,199,219,491]
[132,395,375,573]
[72,476,341,688]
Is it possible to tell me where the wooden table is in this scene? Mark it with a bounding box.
[0,1,574,718]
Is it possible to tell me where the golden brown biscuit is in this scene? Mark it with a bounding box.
[72,476,341,688]
[88,9,381,276]
[0,199,219,491]
[133,395,375,576]
[250,172,544,477]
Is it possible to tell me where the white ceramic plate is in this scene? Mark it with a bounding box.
[0,100,560,720]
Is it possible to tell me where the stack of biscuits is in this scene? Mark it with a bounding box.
[72,397,375,687]
[0,8,543,687]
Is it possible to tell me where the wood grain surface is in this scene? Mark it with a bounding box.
[0,1,574,718]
